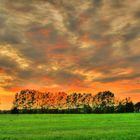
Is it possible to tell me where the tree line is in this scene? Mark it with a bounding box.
[9,89,140,114]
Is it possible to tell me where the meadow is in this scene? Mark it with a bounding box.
[0,113,140,140]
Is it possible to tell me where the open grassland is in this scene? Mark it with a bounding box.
[0,113,140,140]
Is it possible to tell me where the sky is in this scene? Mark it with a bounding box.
[0,0,140,109]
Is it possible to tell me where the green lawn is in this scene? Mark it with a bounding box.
[0,113,140,140]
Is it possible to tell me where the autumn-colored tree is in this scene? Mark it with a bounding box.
[12,89,135,113]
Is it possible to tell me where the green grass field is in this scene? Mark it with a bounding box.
[0,113,140,140]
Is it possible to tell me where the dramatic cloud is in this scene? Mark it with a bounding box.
[0,0,140,105]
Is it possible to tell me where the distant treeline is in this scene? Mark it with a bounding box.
[2,89,140,114]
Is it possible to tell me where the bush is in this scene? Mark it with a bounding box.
[11,107,19,114]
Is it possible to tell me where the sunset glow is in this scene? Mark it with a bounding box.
[0,0,140,109]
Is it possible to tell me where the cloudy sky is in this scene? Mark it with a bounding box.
[0,0,140,109]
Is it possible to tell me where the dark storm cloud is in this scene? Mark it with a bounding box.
[134,10,140,18]
[0,31,21,44]
[95,73,140,83]
[123,25,140,41]
[77,45,114,71]
[48,70,86,85]
[16,69,35,79]
[108,0,125,8]
[92,0,103,7]
[20,46,48,63]
[28,24,58,44]
[127,55,140,63]
[0,56,18,70]
[4,0,36,12]
[0,13,21,44]
[0,14,6,27]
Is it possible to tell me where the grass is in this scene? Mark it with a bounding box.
[0,113,140,140]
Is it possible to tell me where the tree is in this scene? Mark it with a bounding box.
[11,107,19,114]
[11,89,135,114]
[13,93,19,108]
[125,98,134,112]
[83,104,92,113]
[66,93,79,109]
[115,98,134,113]
[134,102,140,112]
[115,101,125,113]
[94,91,115,105]
[93,91,115,113]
